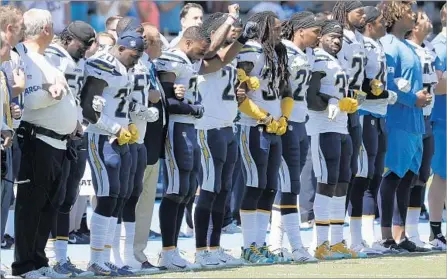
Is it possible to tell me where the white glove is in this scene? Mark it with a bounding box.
[144,107,159,122]
[131,102,159,122]
[92,96,106,112]
[387,90,398,105]
[394,78,411,93]
[328,103,339,121]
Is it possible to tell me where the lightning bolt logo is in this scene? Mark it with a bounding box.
[199,130,210,180]
[241,129,253,185]
[165,134,176,180]
[89,135,104,188]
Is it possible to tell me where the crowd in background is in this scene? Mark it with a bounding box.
[1,1,444,38]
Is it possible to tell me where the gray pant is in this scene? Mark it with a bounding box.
[299,136,317,222]
[1,147,14,242]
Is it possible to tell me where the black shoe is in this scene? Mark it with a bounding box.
[398,238,431,253]
[380,239,409,254]
[141,261,157,269]
[148,230,161,239]
[1,234,14,249]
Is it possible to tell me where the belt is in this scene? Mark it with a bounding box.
[20,121,70,141]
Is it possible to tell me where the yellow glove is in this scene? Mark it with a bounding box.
[117,128,132,145]
[370,79,384,96]
[276,116,288,136]
[128,123,139,144]
[238,98,268,120]
[237,68,260,91]
[265,118,280,134]
[339,97,358,114]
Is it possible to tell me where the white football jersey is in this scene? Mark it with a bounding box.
[338,29,366,91]
[407,40,439,116]
[130,53,152,144]
[236,41,282,126]
[84,50,134,135]
[195,59,238,130]
[283,39,314,123]
[306,48,349,136]
[155,49,202,124]
[45,43,85,123]
[360,36,388,116]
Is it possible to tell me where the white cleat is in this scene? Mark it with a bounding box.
[158,249,198,271]
[222,223,242,234]
[351,241,383,256]
[291,247,318,263]
[212,247,244,267]
[194,250,221,269]
[20,270,49,279]
[37,267,70,278]
[430,236,447,251]
[271,248,293,262]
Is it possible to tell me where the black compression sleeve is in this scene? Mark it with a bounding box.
[161,81,195,115]
[80,76,108,124]
[306,72,331,111]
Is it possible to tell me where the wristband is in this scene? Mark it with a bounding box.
[225,15,236,26]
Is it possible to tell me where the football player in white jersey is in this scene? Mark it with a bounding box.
[43,21,96,277]
[193,13,244,268]
[80,31,145,276]
[236,11,293,265]
[305,19,361,260]
[267,12,321,263]
[155,19,257,270]
[357,6,397,253]
[333,1,375,255]
[404,11,441,250]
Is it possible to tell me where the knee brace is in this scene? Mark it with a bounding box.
[257,189,277,212]
[240,187,263,211]
[94,196,117,217]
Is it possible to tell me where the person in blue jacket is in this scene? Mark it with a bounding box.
[377,1,432,253]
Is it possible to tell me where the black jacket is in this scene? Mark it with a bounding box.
[144,77,169,165]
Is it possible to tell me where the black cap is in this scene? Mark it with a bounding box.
[66,21,96,46]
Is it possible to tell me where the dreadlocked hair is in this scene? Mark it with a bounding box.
[281,11,314,40]
[333,1,349,27]
[248,11,289,95]
[54,28,74,46]
[380,1,415,33]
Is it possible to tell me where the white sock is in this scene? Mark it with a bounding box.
[104,217,118,263]
[45,238,56,262]
[350,219,363,246]
[256,210,271,247]
[283,212,303,251]
[330,196,346,245]
[406,207,421,239]
[112,222,124,267]
[314,193,331,246]
[240,210,257,248]
[362,215,376,246]
[55,240,68,263]
[90,212,110,264]
[269,209,283,251]
[123,222,136,266]
[5,209,14,237]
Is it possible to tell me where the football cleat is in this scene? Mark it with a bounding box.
[350,241,383,257]
[194,250,221,269]
[291,247,318,263]
[430,235,447,251]
[331,241,367,259]
[222,223,242,234]
[158,249,197,271]
[398,238,431,253]
[52,261,74,278]
[38,267,71,278]
[375,239,409,255]
[87,262,116,277]
[212,247,244,267]
[105,261,134,276]
[314,241,344,260]
[20,270,48,279]
[408,237,433,251]
[258,243,291,263]
[241,243,273,265]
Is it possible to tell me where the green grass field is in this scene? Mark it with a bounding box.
[150,253,446,278]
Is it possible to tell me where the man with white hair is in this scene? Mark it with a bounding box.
[11,9,78,279]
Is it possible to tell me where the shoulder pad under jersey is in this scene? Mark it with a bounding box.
[237,41,263,64]
[155,50,190,76]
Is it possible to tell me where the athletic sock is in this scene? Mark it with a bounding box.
[54,239,68,263]
[255,210,271,246]
[123,222,136,265]
[269,208,283,251]
[314,193,331,246]
[350,218,363,246]
[362,215,376,246]
[112,222,124,267]
[406,207,421,239]
[240,210,257,248]
[283,212,303,251]
[430,221,442,241]
[104,217,118,263]
[90,213,110,264]
[330,196,346,245]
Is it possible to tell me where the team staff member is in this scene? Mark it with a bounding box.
[11,9,78,278]
[134,23,167,270]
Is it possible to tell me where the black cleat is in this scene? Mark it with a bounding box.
[398,238,431,253]
[379,239,409,254]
